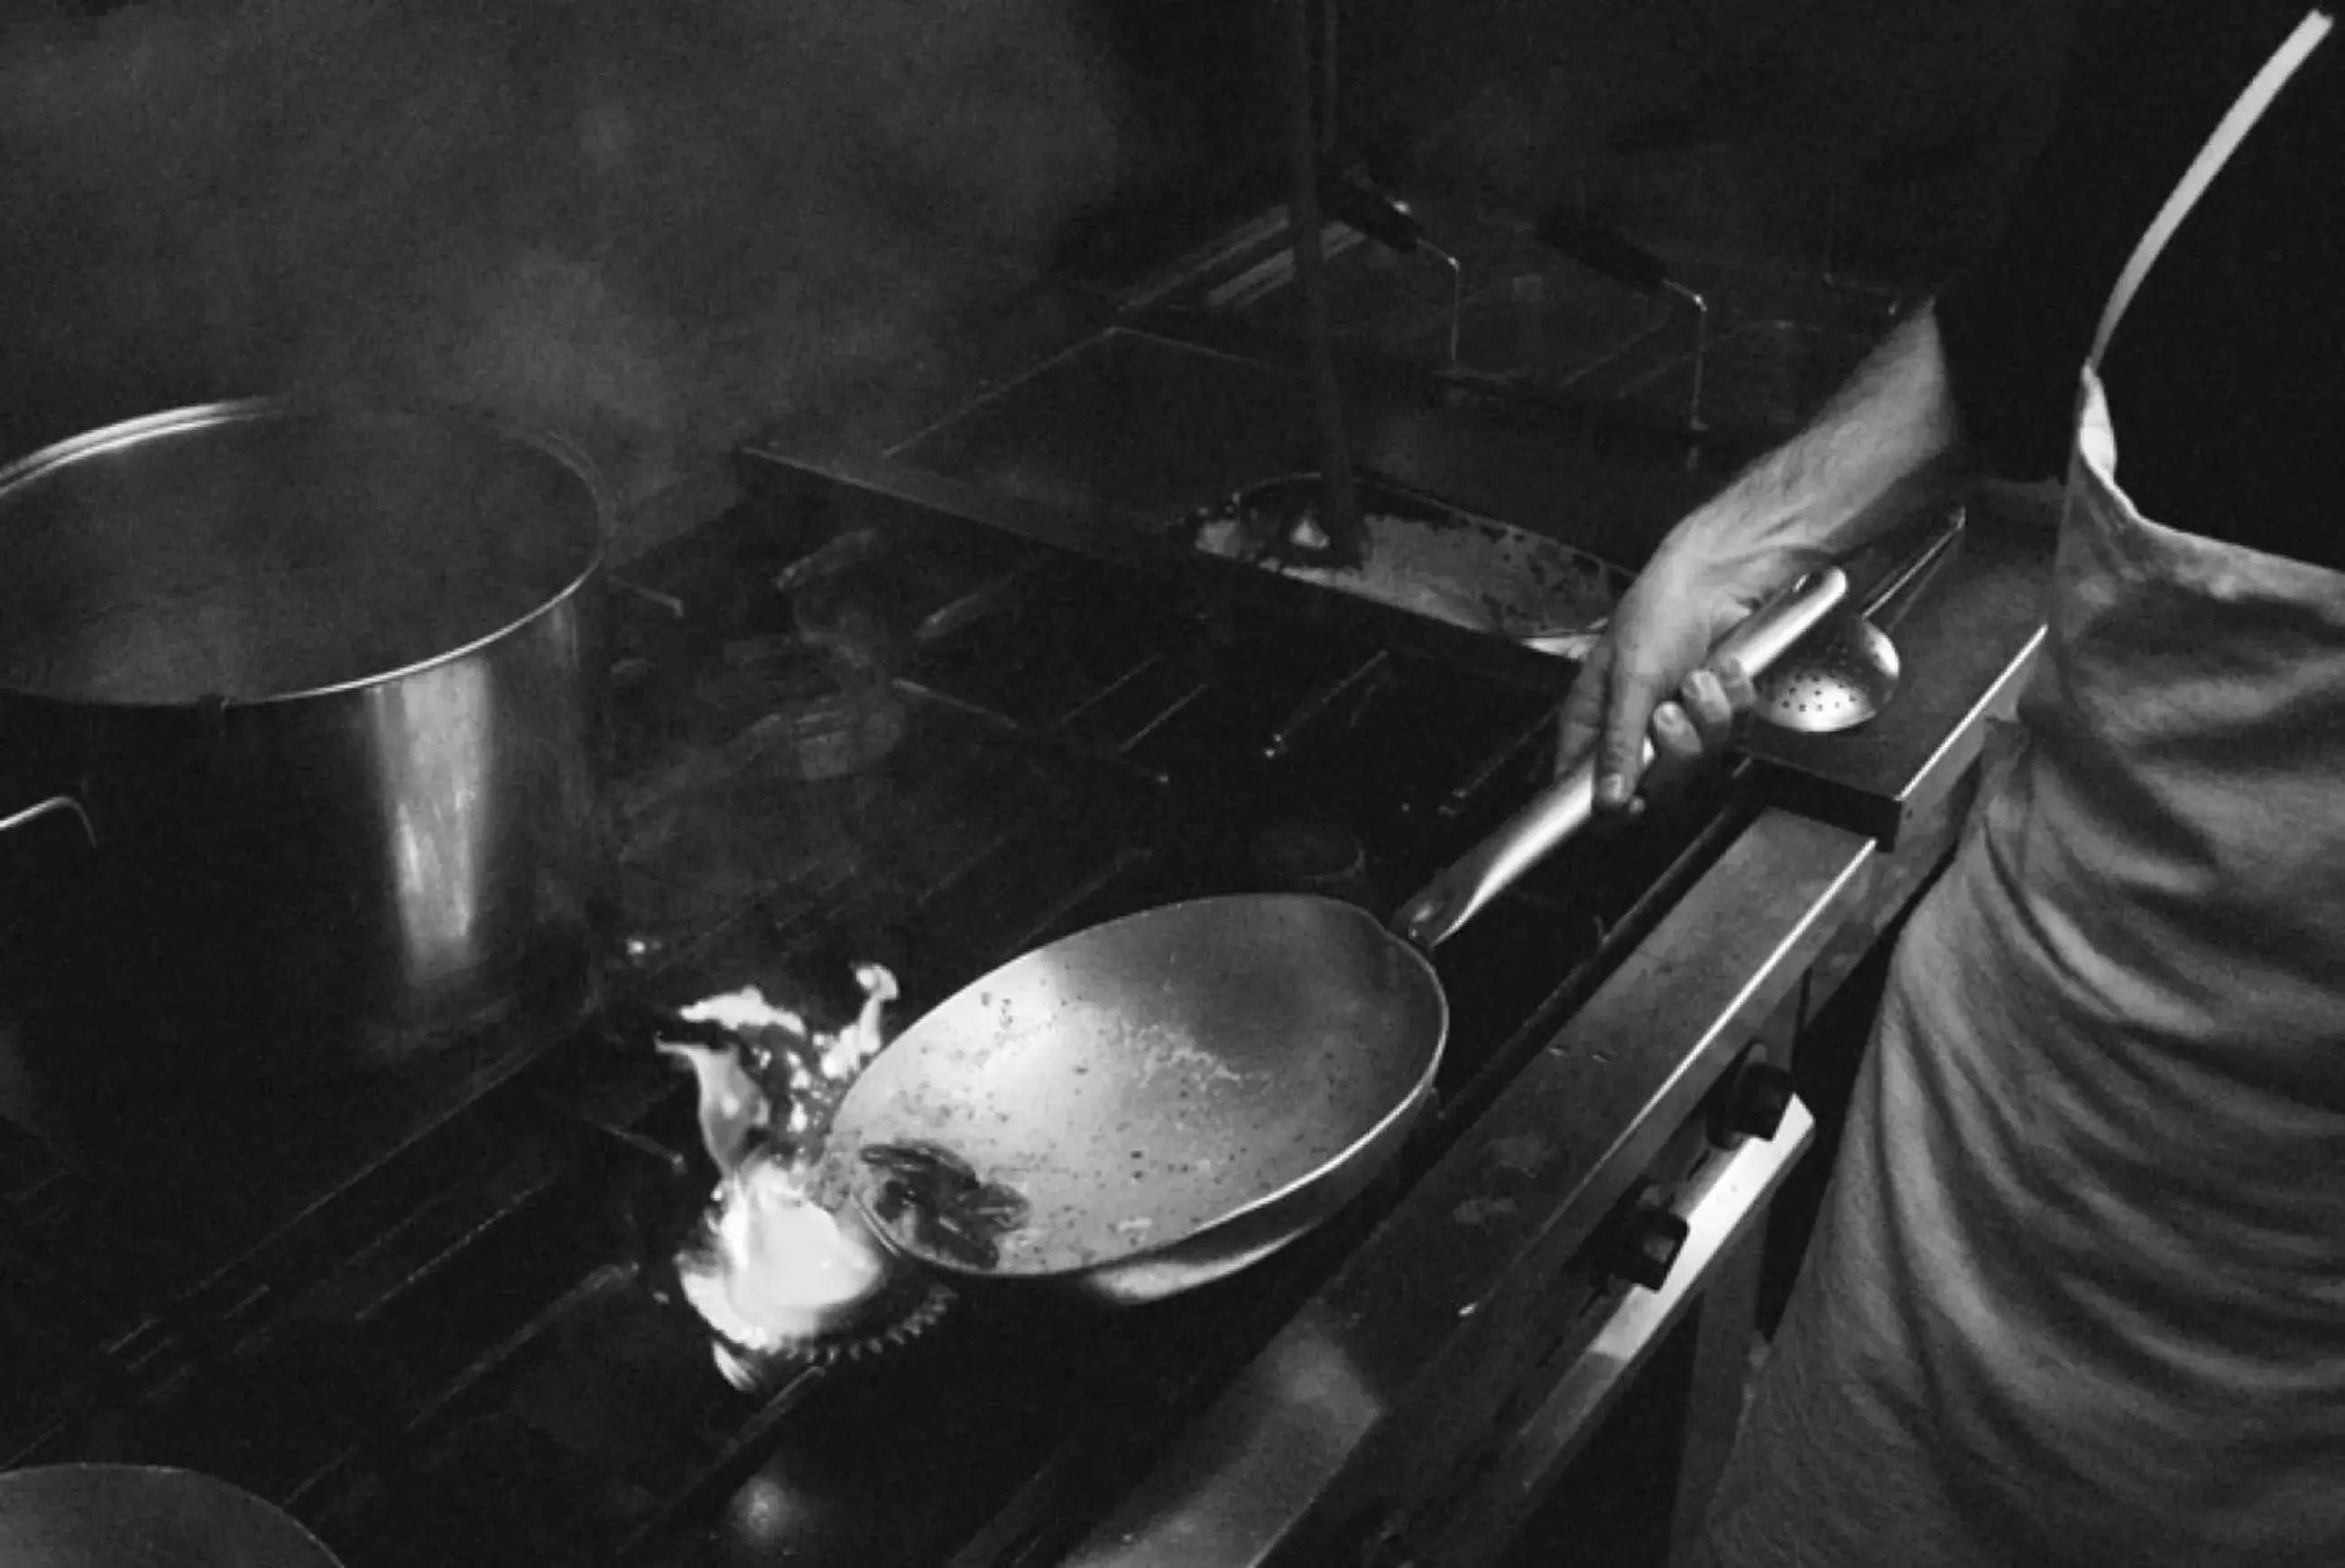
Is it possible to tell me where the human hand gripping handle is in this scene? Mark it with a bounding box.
[1556,541,1831,813]
[1550,303,1968,812]
[1392,567,1847,951]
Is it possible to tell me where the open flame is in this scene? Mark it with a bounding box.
[657,964,900,1383]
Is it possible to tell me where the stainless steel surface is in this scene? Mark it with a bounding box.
[832,570,1844,1303]
[743,320,1724,580]
[0,1464,346,1567]
[1394,566,1851,948]
[717,208,2043,1560]
[1064,808,1877,1568]
[1681,285,1713,436]
[0,401,602,705]
[1417,1097,1818,1565]
[0,400,610,1082]
[835,557,1862,1307]
[826,896,1446,1302]
[1436,245,1466,371]
[832,559,1860,1305]
[1757,507,1967,734]
[872,328,1318,551]
[1188,473,1629,643]
[1743,484,2055,845]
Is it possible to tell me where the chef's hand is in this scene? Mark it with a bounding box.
[1556,545,1789,810]
[1555,307,1966,809]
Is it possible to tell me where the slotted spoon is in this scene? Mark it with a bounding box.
[1755,508,1966,733]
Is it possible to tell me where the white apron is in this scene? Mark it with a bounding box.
[1694,13,2345,1565]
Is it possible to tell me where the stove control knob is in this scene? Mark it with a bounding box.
[1612,1207,1691,1293]
[1710,1056,1796,1148]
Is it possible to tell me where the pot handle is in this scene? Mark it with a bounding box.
[1,795,97,847]
[1390,567,1849,950]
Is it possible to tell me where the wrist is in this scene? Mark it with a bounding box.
[1657,502,1825,596]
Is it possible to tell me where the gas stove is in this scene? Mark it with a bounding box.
[0,486,1763,1564]
[1,391,2060,1563]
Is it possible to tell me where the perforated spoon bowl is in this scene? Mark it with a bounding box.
[1755,508,1965,734]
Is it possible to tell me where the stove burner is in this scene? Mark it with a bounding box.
[688,1263,956,1386]
[1251,820,1379,909]
[695,627,906,784]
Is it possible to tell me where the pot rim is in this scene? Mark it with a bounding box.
[0,394,612,712]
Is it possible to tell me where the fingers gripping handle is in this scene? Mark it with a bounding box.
[1390,567,1848,951]
[1705,566,1851,685]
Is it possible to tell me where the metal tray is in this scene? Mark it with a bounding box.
[1184,474,1630,652]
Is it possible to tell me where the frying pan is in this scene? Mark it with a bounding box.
[0,1464,344,1567]
[826,568,1850,1304]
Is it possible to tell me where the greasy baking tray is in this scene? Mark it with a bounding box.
[1183,473,1630,654]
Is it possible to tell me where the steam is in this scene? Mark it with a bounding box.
[0,0,1122,513]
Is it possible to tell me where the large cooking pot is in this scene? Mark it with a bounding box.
[0,399,611,1087]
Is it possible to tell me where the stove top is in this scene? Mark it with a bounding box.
[0,494,1747,1566]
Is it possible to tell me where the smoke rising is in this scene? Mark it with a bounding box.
[0,0,1123,519]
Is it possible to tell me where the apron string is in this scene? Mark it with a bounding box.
[2090,7,2335,368]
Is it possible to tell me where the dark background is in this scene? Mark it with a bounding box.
[1090,0,2081,278]
[0,0,2082,492]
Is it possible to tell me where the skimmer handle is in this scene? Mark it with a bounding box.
[1391,567,1850,950]
[1862,506,1966,631]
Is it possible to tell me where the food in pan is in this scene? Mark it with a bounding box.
[859,1139,1031,1271]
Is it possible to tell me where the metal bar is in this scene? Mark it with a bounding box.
[1260,650,1391,761]
[345,1143,569,1329]
[1437,705,1556,817]
[1860,506,1966,625]
[1119,208,1295,315]
[609,576,687,619]
[1416,1099,1817,1564]
[1205,220,1367,313]
[895,679,1173,792]
[907,823,1033,914]
[614,1360,840,1565]
[913,561,1051,647]
[1666,1157,1776,1561]
[284,1265,630,1510]
[1056,650,1172,729]
[771,527,891,595]
[1317,0,1340,152]
[1428,773,1758,1139]
[1114,678,1214,752]
[1002,844,1160,955]
[881,332,1118,461]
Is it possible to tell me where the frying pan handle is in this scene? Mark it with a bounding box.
[1,795,96,847]
[1390,567,1849,950]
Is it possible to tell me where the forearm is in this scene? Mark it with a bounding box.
[1667,303,1973,578]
